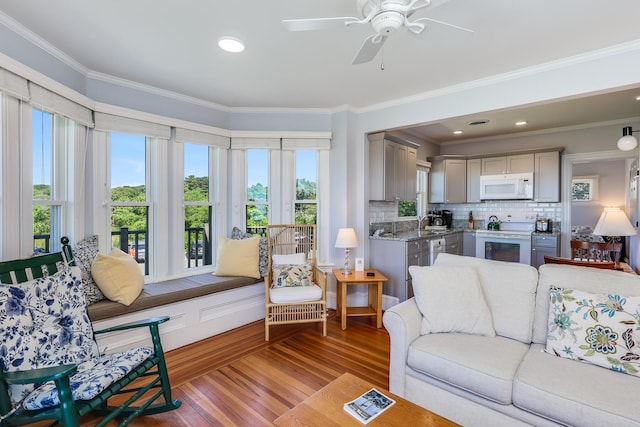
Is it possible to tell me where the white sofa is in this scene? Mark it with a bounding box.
[383,253,640,426]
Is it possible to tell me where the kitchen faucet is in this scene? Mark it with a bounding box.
[417,215,426,230]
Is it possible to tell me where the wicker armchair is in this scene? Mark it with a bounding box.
[264,224,327,341]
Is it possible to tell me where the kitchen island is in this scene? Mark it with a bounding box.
[369,228,464,302]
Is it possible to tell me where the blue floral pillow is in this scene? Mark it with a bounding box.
[545,286,640,377]
[0,266,99,404]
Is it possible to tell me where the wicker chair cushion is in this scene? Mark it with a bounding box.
[0,267,99,404]
[22,347,153,410]
[269,284,323,303]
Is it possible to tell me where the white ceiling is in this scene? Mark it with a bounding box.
[1,0,640,142]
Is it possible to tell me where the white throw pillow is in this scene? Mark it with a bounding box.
[409,265,496,337]
[272,253,307,265]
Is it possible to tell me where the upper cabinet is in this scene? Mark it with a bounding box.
[430,158,467,203]
[481,154,534,175]
[466,158,482,203]
[369,134,418,201]
[534,151,560,202]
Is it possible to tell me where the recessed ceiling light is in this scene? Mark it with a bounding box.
[515,121,527,126]
[635,95,640,101]
[467,119,489,126]
[218,37,245,53]
[453,130,463,135]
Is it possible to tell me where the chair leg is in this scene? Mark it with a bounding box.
[265,321,270,341]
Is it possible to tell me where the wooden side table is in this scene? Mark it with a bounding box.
[333,269,388,330]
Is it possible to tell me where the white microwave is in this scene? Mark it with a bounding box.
[480,172,533,200]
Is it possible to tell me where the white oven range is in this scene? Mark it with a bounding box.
[475,221,534,265]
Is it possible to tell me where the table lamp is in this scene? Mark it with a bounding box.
[593,207,636,269]
[335,228,358,275]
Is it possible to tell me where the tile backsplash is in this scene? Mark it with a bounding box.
[369,200,562,234]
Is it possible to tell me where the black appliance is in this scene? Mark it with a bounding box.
[441,210,453,228]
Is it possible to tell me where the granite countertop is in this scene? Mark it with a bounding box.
[369,228,465,242]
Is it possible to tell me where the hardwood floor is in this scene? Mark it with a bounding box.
[76,311,390,426]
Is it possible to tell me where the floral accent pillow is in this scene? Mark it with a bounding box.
[73,235,105,304]
[271,262,314,288]
[545,286,640,377]
[0,266,100,404]
[231,227,268,277]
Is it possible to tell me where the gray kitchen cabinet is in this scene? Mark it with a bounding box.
[531,233,560,268]
[466,158,482,203]
[369,237,431,302]
[481,154,534,175]
[463,230,476,257]
[445,232,462,256]
[369,134,417,201]
[534,151,560,202]
[430,158,467,203]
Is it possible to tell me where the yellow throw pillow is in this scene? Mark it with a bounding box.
[91,248,144,306]
[213,236,261,279]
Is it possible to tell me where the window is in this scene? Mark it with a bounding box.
[32,108,69,253]
[246,149,269,236]
[572,175,599,202]
[110,132,149,274]
[294,150,317,225]
[184,143,212,267]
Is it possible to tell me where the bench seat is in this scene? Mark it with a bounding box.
[89,274,262,321]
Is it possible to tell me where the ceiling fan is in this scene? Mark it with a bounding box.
[282,0,473,65]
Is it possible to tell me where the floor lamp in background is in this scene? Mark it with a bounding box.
[593,207,637,269]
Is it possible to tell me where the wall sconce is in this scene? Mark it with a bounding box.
[335,228,359,275]
[617,126,639,151]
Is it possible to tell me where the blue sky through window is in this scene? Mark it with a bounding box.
[32,109,52,187]
[111,132,145,187]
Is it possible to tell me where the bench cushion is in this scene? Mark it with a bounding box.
[88,274,261,321]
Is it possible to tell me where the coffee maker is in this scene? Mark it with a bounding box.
[441,210,453,228]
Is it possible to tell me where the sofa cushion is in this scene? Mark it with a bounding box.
[407,333,530,405]
[545,286,640,376]
[514,344,640,426]
[434,254,538,343]
[409,265,495,336]
[533,264,640,344]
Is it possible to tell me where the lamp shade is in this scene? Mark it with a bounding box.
[335,228,358,248]
[593,207,636,236]
[617,126,638,151]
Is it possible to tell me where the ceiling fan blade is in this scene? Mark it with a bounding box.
[412,17,474,33]
[352,35,387,65]
[282,17,360,31]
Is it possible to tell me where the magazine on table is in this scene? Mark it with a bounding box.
[343,388,395,424]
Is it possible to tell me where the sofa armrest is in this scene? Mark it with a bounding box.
[382,297,422,397]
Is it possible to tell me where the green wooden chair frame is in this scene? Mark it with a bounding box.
[0,237,181,427]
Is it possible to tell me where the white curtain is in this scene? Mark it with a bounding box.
[94,112,170,139]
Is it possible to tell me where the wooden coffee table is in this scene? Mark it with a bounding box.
[274,372,458,426]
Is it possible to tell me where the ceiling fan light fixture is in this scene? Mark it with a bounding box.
[617,126,638,151]
[453,130,463,135]
[218,37,245,53]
